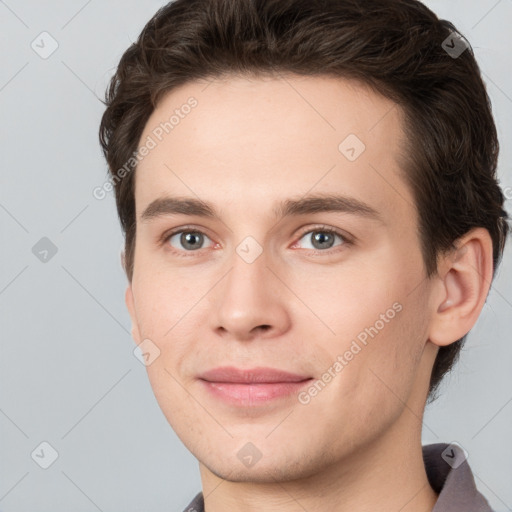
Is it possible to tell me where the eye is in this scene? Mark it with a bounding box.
[163,228,215,253]
[161,225,352,256]
[293,226,350,252]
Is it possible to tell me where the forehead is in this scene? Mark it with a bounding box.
[134,74,413,224]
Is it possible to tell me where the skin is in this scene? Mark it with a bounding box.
[124,74,493,512]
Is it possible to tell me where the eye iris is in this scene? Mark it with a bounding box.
[312,231,334,249]
[181,232,203,250]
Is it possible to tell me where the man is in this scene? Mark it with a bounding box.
[99,0,509,510]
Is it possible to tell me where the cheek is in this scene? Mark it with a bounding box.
[133,266,198,335]
[293,265,404,345]
[342,290,428,415]
[130,276,193,395]
[302,258,427,411]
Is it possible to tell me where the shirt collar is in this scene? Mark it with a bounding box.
[423,442,493,511]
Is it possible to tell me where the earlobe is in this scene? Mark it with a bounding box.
[125,285,142,344]
[428,228,493,347]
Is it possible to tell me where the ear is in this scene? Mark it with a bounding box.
[120,249,126,274]
[428,227,493,347]
[125,285,142,344]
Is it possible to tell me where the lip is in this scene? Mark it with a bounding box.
[198,366,313,406]
[198,366,311,383]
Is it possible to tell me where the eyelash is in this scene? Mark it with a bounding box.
[160,224,353,257]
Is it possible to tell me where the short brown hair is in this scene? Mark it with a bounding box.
[99,0,510,403]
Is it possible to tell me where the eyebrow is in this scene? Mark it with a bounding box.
[140,193,383,223]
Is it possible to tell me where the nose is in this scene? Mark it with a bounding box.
[211,244,291,342]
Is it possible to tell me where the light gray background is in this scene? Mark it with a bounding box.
[1,1,511,511]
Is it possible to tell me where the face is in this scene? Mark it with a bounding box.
[126,74,438,482]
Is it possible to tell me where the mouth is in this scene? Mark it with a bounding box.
[198,366,314,406]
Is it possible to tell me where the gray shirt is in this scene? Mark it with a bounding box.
[181,442,494,511]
